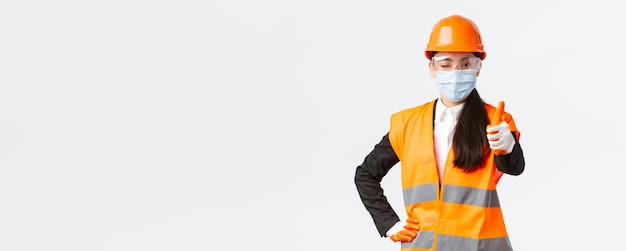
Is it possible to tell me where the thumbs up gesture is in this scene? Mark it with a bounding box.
[486,101,515,155]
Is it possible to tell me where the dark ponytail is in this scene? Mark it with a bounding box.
[452,89,489,172]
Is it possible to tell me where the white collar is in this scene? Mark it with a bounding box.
[435,98,464,121]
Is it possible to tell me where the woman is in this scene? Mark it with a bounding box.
[354,14,525,251]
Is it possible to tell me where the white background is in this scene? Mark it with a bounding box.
[1,1,624,250]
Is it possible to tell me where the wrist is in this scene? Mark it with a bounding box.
[386,221,405,237]
[505,140,516,154]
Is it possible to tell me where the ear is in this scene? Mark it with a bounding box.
[428,61,436,78]
[475,70,480,77]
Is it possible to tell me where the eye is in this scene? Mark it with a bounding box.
[461,62,471,68]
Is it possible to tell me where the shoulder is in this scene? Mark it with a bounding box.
[392,100,436,119]
[389,100,436,132]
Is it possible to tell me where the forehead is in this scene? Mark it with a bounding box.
[432,52,475,59]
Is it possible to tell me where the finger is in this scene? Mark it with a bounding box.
[406,218,419,224]
[489,141,504,149]
[487,132,502,141]
[486,121,508,133]
[404,223,420,231]
[390,235,399,242]
[392,233,412,242]
[486,132,497,140]
[399,230,417,239]
[390,235,398,242]
[396,236,412,242]
[486,124,500,134]
[490,101,505,126]
[488,136,501,147]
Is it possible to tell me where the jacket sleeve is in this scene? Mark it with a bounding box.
[494,132,525,175]
[354,133,401,237]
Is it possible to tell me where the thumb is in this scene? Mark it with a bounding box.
[490,101,505,126]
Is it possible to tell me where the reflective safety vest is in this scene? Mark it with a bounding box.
[388,100,519,251]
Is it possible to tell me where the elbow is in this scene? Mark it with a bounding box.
[354,165,369,186]
[512,157,525,175]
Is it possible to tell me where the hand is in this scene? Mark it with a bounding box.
[486,121,515,155]
[389,218,420,242]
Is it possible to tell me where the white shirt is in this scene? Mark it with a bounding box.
[433,99,464,181]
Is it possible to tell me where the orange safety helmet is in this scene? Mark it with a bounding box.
[425,15,486,60]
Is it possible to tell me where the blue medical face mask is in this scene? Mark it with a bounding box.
[434,70,477,102]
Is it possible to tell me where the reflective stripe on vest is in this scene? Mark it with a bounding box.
[389,100,517,251]
[400,233,511,250]
[404,184,500,208]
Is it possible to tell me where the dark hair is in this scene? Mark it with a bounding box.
[452,89,489,172]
